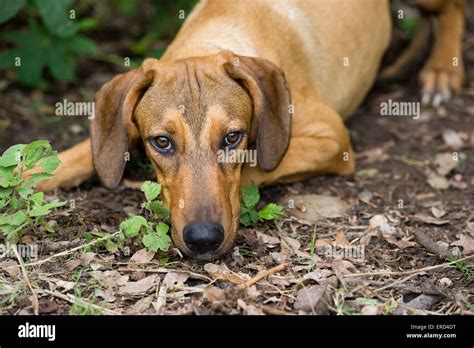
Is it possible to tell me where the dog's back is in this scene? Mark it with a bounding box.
[163,0,391,117]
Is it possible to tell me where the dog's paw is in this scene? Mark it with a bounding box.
[419,63,464,108]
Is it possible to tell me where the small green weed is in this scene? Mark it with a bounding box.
[119,181,171,253]
[447,253,474,280]
[0,141,66,243]
[68,289,104,315]
[240,181,284,226]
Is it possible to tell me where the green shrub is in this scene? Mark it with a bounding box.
[0,0,98,87]
[119,181,171,254]
[240,181,284,226]
[0,141,66,243]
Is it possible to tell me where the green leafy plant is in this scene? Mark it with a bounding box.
[68,289,104,315]
[398,17,419,39]
[129,0,198,57]
[119,181,171,253]
[447,253,474,280]
[0,141,66,243]
[83,230,124,254]
[240,180,284,226]
[0,0,98,87]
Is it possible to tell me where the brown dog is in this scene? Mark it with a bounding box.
[36,0,465,260]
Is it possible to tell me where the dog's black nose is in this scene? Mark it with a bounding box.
[183,222,224,254]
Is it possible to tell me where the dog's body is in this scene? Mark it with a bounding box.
[36,0,466,259]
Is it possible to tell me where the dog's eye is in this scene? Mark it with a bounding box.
[150,136,173,153]
[223,132,242,147]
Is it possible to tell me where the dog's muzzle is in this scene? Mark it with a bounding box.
[183,221,224,257]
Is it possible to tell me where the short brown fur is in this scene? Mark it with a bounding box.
[35,0,466,259]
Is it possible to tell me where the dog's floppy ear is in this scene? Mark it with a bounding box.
[224,54,292,171]
[91,59,156,188]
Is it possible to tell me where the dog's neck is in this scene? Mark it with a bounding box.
[161,18,259,61]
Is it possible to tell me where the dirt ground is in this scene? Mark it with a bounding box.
[0,13,473,316]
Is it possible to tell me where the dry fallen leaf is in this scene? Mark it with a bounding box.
[359,142,393,163]
[96,288,116,303]
[382,233,416,249]
[303,269,333,282]
[204,263,248,284]
[281,236,301,251]
[126,295,154,314]
[281,194,348,222]
[0,260,20,278]
[80,252,96,267]
[361,305,381,315]
[90,270,129,289]
[360,230,379,246]
[246,285,262,299]
[237,299,265,315]
[438,277,453,288]
[90,261,104,271]
[245,304,265,315]
[0,283,15,296]
[268,248,292,264]
[203,285,225,302]
[426,175,450,190]
[414,231,448,257]
[130,248,155,264]
[66,259,81,271]
[442,129,463,150]
[163,272,189,287]
[332,259,356,285]
[335,231,350,246]
[232,246,245,265]
[466,222,474,236]
[119,275,157,295]
[414,214,450,225]
[38,299,58,314]
[56,280,75,292]
[452,235,474,255]
[358,189,373,203]
[394,294,442,315]
[294,283,331,314]
[433,152,458,176]
[431,206,446,219]
[256,231,280,245]
[369,214,396,234]
[369,214,388,228]
[315,239,332,248]
[269,275,290,286]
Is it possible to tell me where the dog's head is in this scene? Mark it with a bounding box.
[91,51,291,260]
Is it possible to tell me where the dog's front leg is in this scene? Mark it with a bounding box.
[242,103,355,187]
[417,0,465,106]
[34,138,95,192]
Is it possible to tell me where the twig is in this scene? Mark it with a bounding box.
[12,246,39,315]
[344,255,474,278]
[391,155,428,167]
[25,231,120,267]
[258,304,295,315]
[117,267,211,282]
[155,284,168,314]
[238,263,287,289]
[41,289,119,315]
[375,273,418,292]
